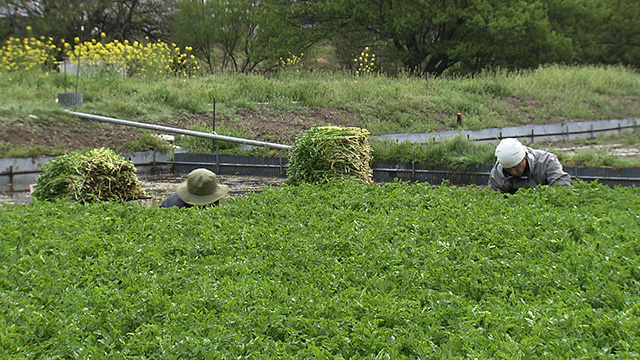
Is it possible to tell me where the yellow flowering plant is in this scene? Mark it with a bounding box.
[0,34,58,72]
[353,46,375,75]
[1,28,200,78]
[279,52,304,72]
[64,38,200,78]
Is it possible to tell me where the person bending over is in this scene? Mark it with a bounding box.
[489,138,571,194]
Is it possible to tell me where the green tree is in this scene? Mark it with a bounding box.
[546,0,640,67]
[173,0,318,73]
[95,0,175,42]
[173,0,219,72]
[0,0,25,41]
[602,0,640,66]
[240,0,320,72]
[318,0,568,75]
[1,0,174,48]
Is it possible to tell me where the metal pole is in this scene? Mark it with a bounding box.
[66,110,291,150]
[212,98,216,152]
[75,26,83,94]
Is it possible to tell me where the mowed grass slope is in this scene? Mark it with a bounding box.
[1,181,639,358]
[1,65,639,136]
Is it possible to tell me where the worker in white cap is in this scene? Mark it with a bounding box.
[489,138,571,194]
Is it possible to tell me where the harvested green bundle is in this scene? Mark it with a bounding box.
[286,126,373,185]
[32,148,147,204]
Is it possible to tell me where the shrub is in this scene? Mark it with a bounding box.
[32,148,147,203]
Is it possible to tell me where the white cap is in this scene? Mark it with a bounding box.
[495,138,525,168]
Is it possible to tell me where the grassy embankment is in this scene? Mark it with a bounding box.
[1,65,639,167]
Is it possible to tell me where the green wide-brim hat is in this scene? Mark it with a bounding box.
[176,168,229,206]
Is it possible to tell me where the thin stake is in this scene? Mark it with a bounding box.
[75,26,83,94]
[212,97,216,152]
[64,57,67,92]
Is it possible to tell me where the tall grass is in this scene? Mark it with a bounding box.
[372,136,496,170]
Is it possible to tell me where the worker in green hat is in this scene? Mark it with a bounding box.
[160,168,229,208]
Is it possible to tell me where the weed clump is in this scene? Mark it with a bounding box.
[32,147,147,203]
[286,126,373,185]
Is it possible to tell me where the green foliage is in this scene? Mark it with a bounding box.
[175,124,245,153]
[32,148,147,203]
[174,0,317,73]
[116,133,173,153]
[562,149,639,169]
[318,0,568,75]
[1,182,639,358]
[286,126,373,185]
[546,0,640,67]
[372,136,496,170]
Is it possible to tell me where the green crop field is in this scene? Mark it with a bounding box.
[1,180,639,358]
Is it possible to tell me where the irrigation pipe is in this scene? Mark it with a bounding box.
[66,110,291,150]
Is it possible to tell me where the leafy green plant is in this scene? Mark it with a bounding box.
[115,133,173,153]
[371,135,495,169]
[174,123,246,152]
[286,126,373,185]
[32,147,147,203]
[1,181,639,358]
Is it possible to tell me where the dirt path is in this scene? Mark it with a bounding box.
[140,172,286,206]
[0,173,286,207]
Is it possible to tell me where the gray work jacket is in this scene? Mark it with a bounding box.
[488,146,572,194]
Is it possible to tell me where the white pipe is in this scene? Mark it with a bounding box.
[66,110,291,150]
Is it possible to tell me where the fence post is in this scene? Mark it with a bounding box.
[530,129,534,144]
[412,155,416,183]
[590,124,594,139]
[279,150,283,176]
[9,165,14,193]
[215,147,219,174]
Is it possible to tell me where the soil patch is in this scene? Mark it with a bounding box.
[0,172,286,207]
[0,108,364,155]
[140,172,286,206]
[169,107,364,144]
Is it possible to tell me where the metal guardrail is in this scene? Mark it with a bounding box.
[377,118,640,144]
[469,124,637,143]
[66,110,292,150]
